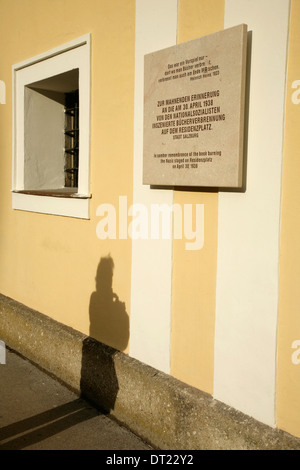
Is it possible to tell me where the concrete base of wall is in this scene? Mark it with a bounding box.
[1,292,300,450]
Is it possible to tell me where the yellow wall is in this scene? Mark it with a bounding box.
[2,0,300,439]
[277,0,300,438]
[170,0,224,394]
[0,0,135,352]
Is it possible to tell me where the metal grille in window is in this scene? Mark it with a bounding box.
[64,90,79,188]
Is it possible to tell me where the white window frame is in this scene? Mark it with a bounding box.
[12,34,91,219]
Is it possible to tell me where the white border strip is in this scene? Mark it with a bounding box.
[129,0,178,373]
[214,0,290,426]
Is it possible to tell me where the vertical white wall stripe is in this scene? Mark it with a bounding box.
[129,0,178,373]
[214,0,290,425]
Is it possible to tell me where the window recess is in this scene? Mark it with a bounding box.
[12,34,91,219]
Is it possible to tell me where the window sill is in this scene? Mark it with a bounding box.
[12,190,91,219]
[12,189,91,199]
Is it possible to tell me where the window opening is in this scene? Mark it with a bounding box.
[64,90,79,188]
[22,68,79,193]
[12,33,91,219]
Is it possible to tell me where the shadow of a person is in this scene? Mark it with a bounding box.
[89,256,129,352]
[80,255,129,413]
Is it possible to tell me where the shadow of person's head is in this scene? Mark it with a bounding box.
[95,255,114,294]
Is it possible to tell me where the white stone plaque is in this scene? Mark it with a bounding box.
[143,24,247,188]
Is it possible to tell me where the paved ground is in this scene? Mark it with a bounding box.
[0,348,153,450]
